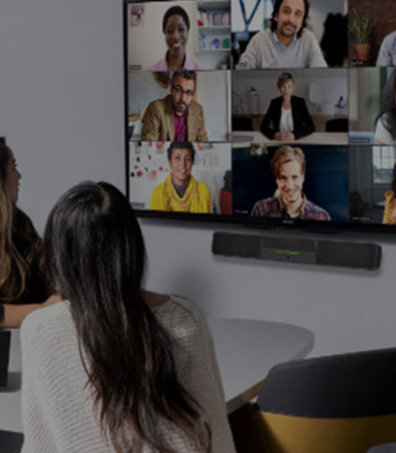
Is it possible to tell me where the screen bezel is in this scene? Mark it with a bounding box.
[123,0,396,236]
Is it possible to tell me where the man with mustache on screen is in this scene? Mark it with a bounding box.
[141,71,208,142]
[237,0,327,69]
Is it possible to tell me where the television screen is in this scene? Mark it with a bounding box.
[124,0,396,232]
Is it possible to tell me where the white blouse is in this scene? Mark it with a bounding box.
[280,107,294,132]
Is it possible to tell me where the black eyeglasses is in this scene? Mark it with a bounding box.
[172,86,194,97]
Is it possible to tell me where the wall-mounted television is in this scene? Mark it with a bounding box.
[124,0,396,233]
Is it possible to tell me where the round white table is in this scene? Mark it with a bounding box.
[207,318,314,414]
[0,319,314,433]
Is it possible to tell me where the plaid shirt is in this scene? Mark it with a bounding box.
[250,195,331,221]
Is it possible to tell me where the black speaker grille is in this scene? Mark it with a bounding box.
[212,232,382,270]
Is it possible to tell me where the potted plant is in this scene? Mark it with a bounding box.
[350,8,374,62]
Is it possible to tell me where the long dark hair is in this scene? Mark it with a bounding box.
[376,69,396,140]
[44,181,210,453]
[0,137,51,302]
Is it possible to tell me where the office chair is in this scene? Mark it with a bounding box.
[0,430,24,453]
[254,347,396,453]
[367,444,396,453]
[232,116,253,131]
[0,331,23,452]
[325,118,348,132]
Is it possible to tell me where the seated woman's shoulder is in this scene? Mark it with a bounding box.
[20,301,70,347]
[154,294,205,338]
[23,300,69,326]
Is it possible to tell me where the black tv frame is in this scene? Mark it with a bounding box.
[123,0,396,236]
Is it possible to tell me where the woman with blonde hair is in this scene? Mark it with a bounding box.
[261,72,315,142]
[0,137,56,327]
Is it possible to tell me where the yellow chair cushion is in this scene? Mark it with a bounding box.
[254,411,396,453]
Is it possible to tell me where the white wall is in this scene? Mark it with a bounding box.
[0,0,125,228]
[2,0,396,359]
[308,0,345,43]
[142,221,396,356]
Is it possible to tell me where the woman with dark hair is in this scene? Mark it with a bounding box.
[0,138,57,327]
[382,163,396,224]
[20,181,235,452]
[150,141,212,213]
[260,72,315,142]
[375,69,396,145]
[150,5,203,71]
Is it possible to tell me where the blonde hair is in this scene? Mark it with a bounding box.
[271,146,306,179]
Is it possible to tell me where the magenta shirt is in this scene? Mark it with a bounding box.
[174,112,188,141]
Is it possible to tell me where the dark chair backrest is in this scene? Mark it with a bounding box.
[325,118,348,132]
[232,116,253,131]
[0,330,11,386]
[0,430,24,453]
[255,347,396,453]
[368,445,396,453]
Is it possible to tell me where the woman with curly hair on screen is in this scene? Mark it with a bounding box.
[150,5,203,71]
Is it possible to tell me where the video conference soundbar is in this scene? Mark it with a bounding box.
[212,232,382,270]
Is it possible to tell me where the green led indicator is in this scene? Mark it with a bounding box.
[275,249,301,256]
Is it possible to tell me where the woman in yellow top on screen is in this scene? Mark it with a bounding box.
[150,6,203,71]
[150,141,212,213]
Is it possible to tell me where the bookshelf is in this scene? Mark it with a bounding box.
[197,0,231,53]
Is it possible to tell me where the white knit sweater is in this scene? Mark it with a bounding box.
[20,296,236,453]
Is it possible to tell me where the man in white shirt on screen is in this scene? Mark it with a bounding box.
[237,0,327,69]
